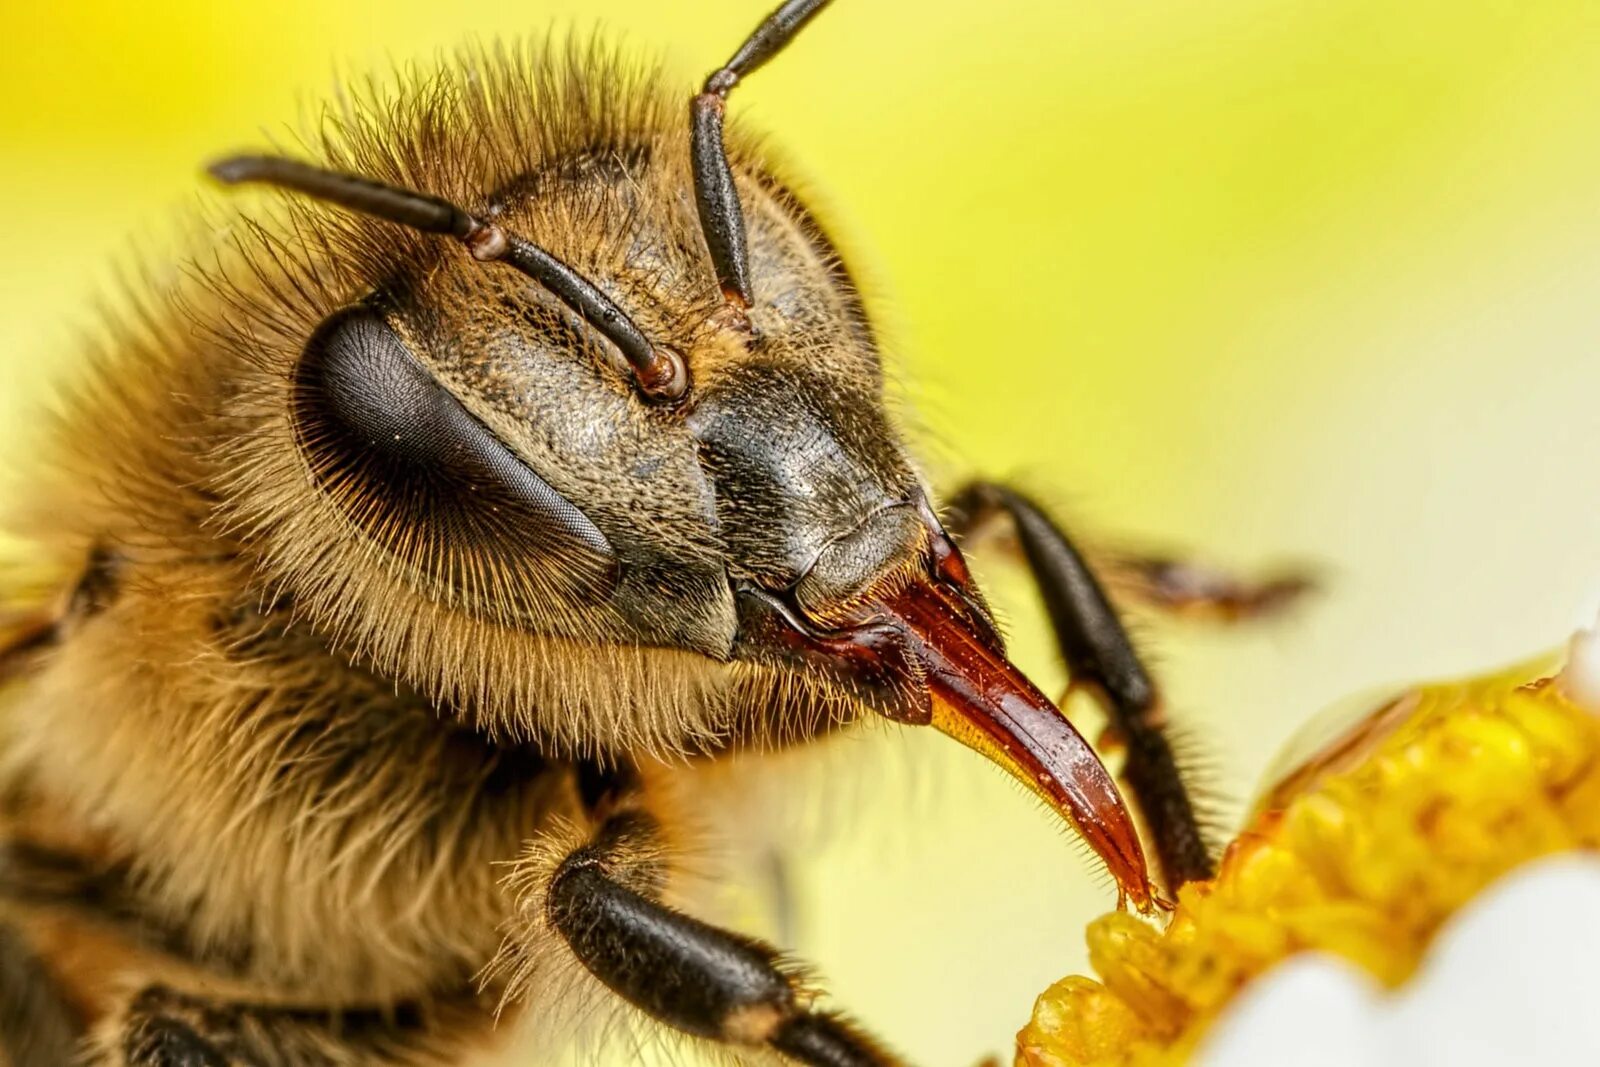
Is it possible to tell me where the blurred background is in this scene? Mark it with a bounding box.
[4,1,1600,1064]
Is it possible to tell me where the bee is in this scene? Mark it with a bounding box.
[0,1,1300,1063]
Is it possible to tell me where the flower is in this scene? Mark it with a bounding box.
[1016,627,1600,1066]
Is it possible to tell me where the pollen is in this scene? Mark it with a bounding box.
[1016,649,1600,1066]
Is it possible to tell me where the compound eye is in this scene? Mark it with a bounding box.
[292,309,617,612]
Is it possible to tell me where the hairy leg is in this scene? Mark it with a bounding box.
[494,781,899,1067]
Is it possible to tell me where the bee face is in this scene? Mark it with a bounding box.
[290,158,918,651]
[199,42,1146,902]
[216,71,923,752]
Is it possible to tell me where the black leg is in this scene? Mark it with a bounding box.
[543,808,899,1067]
[954,511,1311,625]
[944,482,1214,888]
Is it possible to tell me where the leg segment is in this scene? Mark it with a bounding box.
[953,513,1311,624]
[535,805,897,1066]
[1103,553,1314,623]
[944,482,1214,888]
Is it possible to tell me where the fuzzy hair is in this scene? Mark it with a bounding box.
[0,32,901,1061]
[5,33,882,762]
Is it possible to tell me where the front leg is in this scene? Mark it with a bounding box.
[493,783,901,1067]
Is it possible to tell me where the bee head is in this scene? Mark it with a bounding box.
[204,60,920,750]
[205,49,1149,907]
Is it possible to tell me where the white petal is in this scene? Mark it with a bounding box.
[1384,855,1600,1066]
[1192,857,1600,1066]
[1559,618,1600,714]
[1194,954,1385,1067]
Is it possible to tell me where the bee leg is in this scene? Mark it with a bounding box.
[96,985,480,1066]
[1100,552,1315,623]
[943,482,1214,887]
[945,492,1312,625]
[517,801,901,1066]
[114,992,227,1067]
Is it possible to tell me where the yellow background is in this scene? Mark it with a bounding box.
[5,1,1600,1064]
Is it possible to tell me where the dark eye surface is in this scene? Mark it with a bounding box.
[292,309,616,612]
